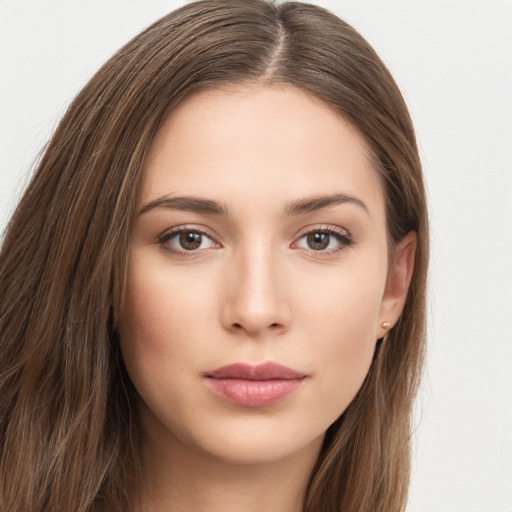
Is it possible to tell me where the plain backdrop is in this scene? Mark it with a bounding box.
[1,1,511,511]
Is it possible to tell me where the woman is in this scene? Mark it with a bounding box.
[0,1,428,511]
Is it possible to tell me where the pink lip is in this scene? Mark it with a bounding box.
[204,362,307,407]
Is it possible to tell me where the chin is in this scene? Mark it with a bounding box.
[200,434,323,468]
[171,410,327,468]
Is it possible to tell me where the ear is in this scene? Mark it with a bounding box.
[377,231,416,338]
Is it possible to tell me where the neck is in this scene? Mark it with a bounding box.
[138,416,323,512]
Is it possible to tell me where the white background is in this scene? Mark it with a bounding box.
[1,1,511,511]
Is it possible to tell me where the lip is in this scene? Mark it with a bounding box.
[203,362,307,408]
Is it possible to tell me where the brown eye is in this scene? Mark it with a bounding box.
[160,229,217,253]
[179,232,203,250]
[294,228,353,254]
[306,232,330,250]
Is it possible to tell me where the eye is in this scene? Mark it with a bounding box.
[294,227,353,253]
[158,227,218,254]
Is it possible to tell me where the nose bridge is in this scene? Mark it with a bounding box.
[222,237,289,335]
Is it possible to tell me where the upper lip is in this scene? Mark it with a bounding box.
[205,362,306,380]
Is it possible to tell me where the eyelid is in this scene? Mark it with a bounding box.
[292,224,351,240]
[291,224,354,253]
[157,224,222,254]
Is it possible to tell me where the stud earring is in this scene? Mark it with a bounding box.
[382,322,391,330]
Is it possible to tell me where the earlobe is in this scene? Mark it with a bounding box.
[378,231,416,338]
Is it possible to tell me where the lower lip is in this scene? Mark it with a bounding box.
[204,377,305,407]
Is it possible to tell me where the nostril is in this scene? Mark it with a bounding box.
[231,322,281,331]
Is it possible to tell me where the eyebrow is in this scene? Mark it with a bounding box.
[139,192,369,217]
[139,196,228,216]
[284,193,369,217]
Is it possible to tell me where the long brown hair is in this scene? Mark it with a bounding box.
[0,1,428,510]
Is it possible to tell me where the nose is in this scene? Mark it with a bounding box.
[221,243,291,337]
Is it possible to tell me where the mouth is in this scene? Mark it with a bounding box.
[203,362,307,408]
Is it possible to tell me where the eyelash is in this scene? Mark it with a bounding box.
[157,225,218,255]
[292,226,354,256]
[157,225,354,257]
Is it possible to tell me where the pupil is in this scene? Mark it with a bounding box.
[180,232,202,250]
[307,232,329,250]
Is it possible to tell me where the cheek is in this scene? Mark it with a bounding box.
[296,257,385,345]
[121,255,215,344]
[293,262,385,417]
[118,257,214,403]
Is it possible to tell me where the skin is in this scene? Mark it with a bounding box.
[119,85,415,512]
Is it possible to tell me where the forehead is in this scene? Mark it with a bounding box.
[139,85,384,217]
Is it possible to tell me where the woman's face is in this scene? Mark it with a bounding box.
[120,85,407,466]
